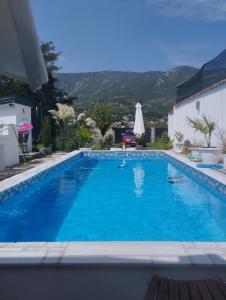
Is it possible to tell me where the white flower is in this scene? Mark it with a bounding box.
[85,118,96,128]
[77,113,86,122]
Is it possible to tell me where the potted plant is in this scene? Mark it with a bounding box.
[136,136,143,150]
[161,132,173,150]
[186,115,221,164]
[216,128,226,169]
[174,131,184,153]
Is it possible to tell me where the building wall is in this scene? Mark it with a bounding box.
[0,103,32,167]
[168,82,226,147]
[0,126,19,167]
[168,111,174,140]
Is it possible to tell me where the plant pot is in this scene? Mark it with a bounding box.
[79,148,92,151]
[47,147,52,154]
[197,148,222,164]
[39,147,52,155]
[136,145,143,150]
[174,142,184,153]
[223,154,226,169]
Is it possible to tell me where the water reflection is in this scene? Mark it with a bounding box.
[133,164,145,197]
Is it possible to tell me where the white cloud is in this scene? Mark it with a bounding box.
[146,0,226,21]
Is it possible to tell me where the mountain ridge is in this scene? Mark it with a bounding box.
[55,66,198,120]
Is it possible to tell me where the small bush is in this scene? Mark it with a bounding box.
[56,132,78,152]
[161,132,173,150]
[92,143,103,150]
[75,127,93,148]
[136,136,143,145]
[113,143,123,148]
[103,134,114,149]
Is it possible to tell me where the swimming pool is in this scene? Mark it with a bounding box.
[0,151,226,242]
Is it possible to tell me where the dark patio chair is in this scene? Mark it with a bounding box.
[18,131,30,153]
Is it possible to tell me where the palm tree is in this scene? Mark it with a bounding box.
[186,115,216,148]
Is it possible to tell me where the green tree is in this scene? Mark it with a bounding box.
[0,42,74,109]
[0,41,77,142]
[92,104,112,137]
[41,116,52,147]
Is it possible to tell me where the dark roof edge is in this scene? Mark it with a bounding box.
[0,96,32,107]
[175,77,226,107]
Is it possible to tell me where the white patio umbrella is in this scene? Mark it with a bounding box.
[133,102,145,136]
[0,0,48,91]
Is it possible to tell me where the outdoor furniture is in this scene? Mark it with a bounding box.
[0,0,48,91]
[144,275,226,300]
[18,131,30,153]
[187,152,202,162]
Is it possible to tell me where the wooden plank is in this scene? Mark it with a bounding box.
[144,276,226,300]
[144,275,161,300]
[206,279,225,300]
[158,278,169,300]
[179,281,190,300]
[169,279,180,300]
[197,280,213,300]
[188,281,202,300]
[214,278,226,298]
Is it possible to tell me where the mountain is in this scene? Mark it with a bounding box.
[56,66,198,121]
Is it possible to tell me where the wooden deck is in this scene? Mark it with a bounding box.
[144,276,226,300]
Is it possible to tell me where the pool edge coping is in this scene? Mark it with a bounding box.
[0,150,226,267]
[0,150,82,193]
[164,150,226,187]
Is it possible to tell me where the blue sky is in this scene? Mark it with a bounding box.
[30,0,226,73]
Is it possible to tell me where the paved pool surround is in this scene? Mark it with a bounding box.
[0,151,226,293]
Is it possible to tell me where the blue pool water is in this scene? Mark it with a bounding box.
[1,154,226,242]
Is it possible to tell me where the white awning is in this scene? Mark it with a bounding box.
[0,0,48,91]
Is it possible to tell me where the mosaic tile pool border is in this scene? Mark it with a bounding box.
[0,150,82,202]
[83,150,162,159]
[163,151,226,196]
[1,150,226,203]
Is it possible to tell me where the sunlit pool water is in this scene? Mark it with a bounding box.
[0,154,226,242]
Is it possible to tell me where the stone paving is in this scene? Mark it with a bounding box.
[0,242,225,267]
[0,152,66,182]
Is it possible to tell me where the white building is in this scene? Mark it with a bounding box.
[168,49,226,147]
[0,96,32,168]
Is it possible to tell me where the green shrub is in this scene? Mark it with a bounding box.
[41,116,51,147]
[136,136,143,145]
[92,143,103,150]
[75,127,93,148]
[113,143,123,148]
[55,131,78,152]
[161,132,172,150]
[146,132,173,150]
[103,134,113,149]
